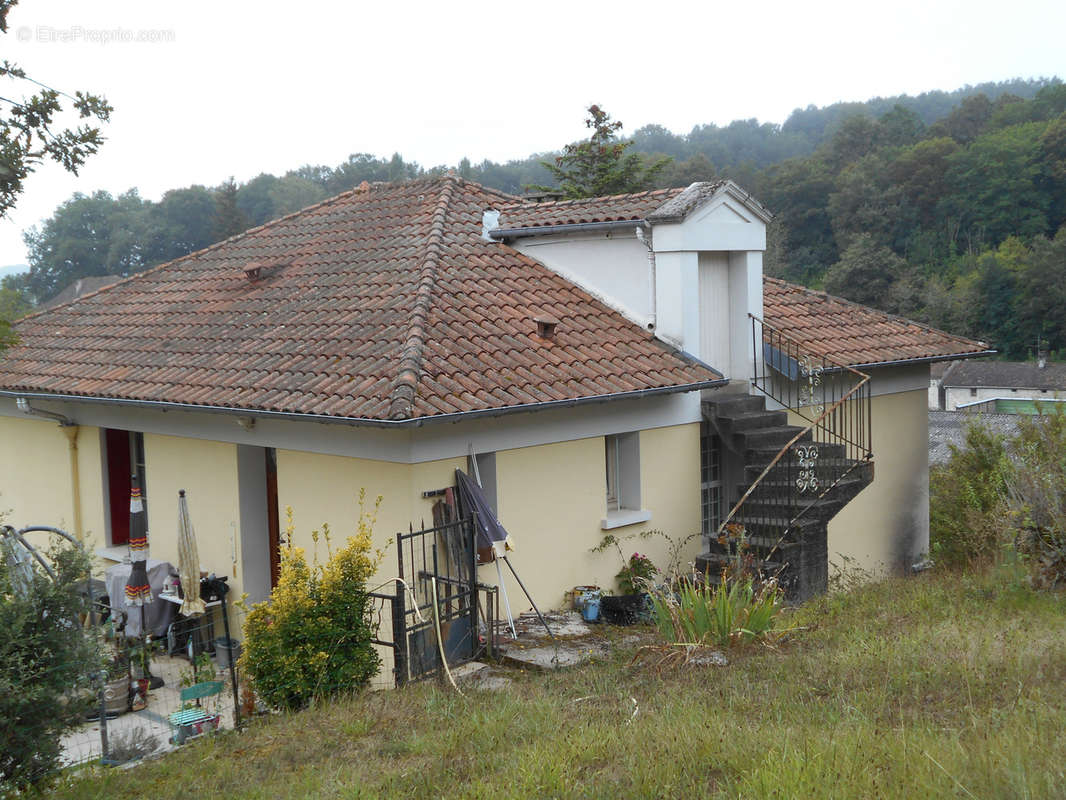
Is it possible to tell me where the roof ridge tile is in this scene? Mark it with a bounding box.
[385,179,456,420]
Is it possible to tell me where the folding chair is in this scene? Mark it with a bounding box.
[168,680,223,745]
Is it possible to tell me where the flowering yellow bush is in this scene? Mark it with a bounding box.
[240,491,386,711]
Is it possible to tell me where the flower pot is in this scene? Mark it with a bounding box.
[600,593,649,625]
[571,586,600,612]
[581,593,601,622]
[101,675,130,717]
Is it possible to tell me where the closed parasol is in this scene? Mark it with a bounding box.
[124,474,151,607]
[176,489,205,617]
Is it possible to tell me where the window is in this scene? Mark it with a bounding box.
[602,432,650,529]
[970,388,978,397]
[700,423,723,537]
[103,429,147,548]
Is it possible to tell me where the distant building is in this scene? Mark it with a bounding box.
[931,358,1066,412]
[39,275,123,310]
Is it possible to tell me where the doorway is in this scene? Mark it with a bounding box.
[237,445,281,605]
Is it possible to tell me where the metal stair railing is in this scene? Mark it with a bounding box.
[714,315,873,558]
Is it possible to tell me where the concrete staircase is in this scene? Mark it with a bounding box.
[696,393,873,601]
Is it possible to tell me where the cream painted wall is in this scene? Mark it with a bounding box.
[490,423,701,611]
[274,449,466,563]
[141,433,241,596]
[0,416,107,553]
[792,388,930,576]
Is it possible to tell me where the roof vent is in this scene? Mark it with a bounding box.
[243,262,263,282]
[481,209,500,242]
[534,315,559,341]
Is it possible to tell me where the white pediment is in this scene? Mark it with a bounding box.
[690,197,756,226]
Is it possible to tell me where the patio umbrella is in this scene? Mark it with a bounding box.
[124,474,164,687]
[176,489,205,618]
[124,474,151,608]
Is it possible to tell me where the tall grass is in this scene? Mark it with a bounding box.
[49,566,1066,799]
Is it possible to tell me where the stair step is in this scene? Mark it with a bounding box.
[704,394,766,418]
[717,409,788,432]
[738,425,811,450]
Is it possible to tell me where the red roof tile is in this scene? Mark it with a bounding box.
[762,277,991,368]
[0,178,721,421]
[496,188,683,230]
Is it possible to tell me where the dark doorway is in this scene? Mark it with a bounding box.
[104,429,146,546]
[265,448,280,588]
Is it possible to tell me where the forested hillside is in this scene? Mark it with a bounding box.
[4,77,1064,359]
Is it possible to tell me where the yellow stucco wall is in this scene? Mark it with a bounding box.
[789,388,930,576]
[491,423,702,610]
[274,449,466,564]
[141,433,242,590]
[0,416,107,552]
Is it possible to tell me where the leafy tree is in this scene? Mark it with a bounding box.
[532,104,670,198]
[0,531,101,793]
[0,1,112,218]
[823,233,906,307]
[945,121,1051,247]
[22,190,143,301]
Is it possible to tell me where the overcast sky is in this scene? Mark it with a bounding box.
[2,0,1064,268]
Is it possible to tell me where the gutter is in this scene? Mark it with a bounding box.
[0,376,728,430]
[846,349,997,371]
[488,219,649,241]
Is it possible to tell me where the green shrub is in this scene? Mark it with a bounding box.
[240,493,386,711]
[0,531,101,793]
[1005,409,1066,587]
[648,575,784,648]
[929,419,1011,566]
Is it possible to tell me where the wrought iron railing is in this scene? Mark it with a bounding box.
[715,315,873,561]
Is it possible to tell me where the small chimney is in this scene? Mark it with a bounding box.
[534,315,559,341]
[243,262,263,282]
[481,209,500,242]
[1038,350,1048,369]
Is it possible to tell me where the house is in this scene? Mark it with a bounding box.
[933,358,1066,413]
[0,176,989,624]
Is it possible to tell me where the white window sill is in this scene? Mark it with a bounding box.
[95,545,129,563]
[601,509,652,530]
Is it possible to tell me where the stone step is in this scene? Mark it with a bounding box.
[704,394,766,418]
[716,409,789,434]
[737,425,811,451]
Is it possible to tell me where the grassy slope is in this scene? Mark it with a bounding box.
[55,566,1066,799]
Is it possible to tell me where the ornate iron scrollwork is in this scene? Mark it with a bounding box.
[795,445,819,493]
[797,355,825,414]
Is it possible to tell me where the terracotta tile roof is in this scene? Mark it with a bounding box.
[496,187,683,231]
[0,177,721,422]
[762,277,992,368]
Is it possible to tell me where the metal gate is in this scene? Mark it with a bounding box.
[389,515,481,685]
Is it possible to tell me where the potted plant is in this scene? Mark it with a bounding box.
[99,649,130,718]
[128,637,161,708]
[600,552,657,625]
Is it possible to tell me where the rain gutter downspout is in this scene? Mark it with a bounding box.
[4,375,728,430]
[15,398,83,541]
[635,225,656,330]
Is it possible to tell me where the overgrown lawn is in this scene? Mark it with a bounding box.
[53,565,1066,799]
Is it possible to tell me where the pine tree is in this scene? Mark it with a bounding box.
[530,105,670,199]
[212,177,249,241]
